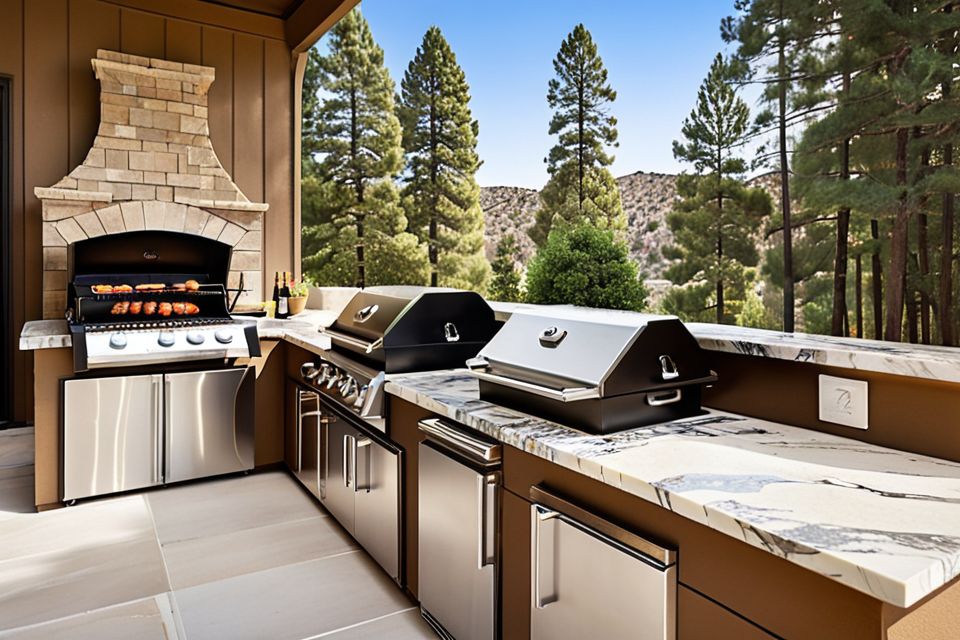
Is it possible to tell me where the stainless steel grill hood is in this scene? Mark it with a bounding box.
[322,286,500,374]
[466,308,716,434]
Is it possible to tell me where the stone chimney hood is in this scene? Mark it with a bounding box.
[35,50,268,318]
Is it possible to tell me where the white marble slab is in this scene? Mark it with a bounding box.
[386,370,960,608]
[18,320,71,350]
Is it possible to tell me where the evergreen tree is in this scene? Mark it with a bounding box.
[302,8,427,288]
[526,223,646,311]
[301,47,324,170]
[398,26,489,291]
[667,53,772,324]
[489,233,524,302]
[531,24,625,245]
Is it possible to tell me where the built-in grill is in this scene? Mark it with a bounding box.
[293,286,499,586]
[302,286,500,427]
[466,308,716,434]
[67,229,260,372]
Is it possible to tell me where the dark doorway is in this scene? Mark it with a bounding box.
[0,77,11,426]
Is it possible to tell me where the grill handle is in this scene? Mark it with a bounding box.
[321,327,384,354]
[466,358,601,403]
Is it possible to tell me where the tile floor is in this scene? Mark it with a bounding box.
[0,429,435,639]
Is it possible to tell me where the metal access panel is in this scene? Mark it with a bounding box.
[164,367,254,484]
[62,374,163,501]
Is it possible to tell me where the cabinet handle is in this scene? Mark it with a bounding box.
[319,417,328,499]
[296,392,303,474]
[478,474,498,569]
[342,435,352,488]
[354,438,371,493]
[153,376,163,484]
[533,505,559,609]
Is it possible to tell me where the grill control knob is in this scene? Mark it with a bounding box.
[186,332,206,345]
[325,370,343,390]
[214,329,234,344]
[158,332,175,347]
[109,333,127,350]
[353,385,368,410]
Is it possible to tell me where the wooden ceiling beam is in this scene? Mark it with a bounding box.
[100,0,286,40]
[284,0,358,54]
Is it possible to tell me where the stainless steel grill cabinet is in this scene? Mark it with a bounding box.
[467,309,716,434]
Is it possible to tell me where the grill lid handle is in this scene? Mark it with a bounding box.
[444,322,460,343]
[538,326,567,348]
[659,355,679,381]
[354,304,379,323]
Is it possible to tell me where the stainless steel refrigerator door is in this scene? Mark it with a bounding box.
[62,374,163,501]
[530,504,676,640]
[295,388,321,498]
[418,442,497,640]
[164,368,254,484]
[321,419,356,534]
[353,435,400,581]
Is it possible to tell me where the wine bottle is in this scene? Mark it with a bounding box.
[277,271,290,319]
[271,271,280,313]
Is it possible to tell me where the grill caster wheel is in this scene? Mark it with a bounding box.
[65,499,76,507]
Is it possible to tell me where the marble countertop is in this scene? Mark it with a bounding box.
[18,309,336,353]
[488,301,960,384]
[386,370,960,608]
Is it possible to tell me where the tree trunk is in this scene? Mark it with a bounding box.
[939,3,955,346]
[871,219,883,339]
[429,87,439,288]
[906,256,918,344]
[577,60,585,210]
[883,127,910,342]
[918,213,930,343]
[778,18,794,333]
[350,86,365,288]
[716,192,724,325]
[855,254,864,338]
[831,70,852,337]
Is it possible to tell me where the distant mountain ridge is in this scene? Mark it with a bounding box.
[480,170,780,278]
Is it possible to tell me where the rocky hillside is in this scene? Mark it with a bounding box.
[481,170,780,278]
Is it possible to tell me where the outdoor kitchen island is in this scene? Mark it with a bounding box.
[386,370,960,640]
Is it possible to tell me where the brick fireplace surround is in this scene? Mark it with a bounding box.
[35,50,269,319]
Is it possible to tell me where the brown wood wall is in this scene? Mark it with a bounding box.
[0,0,297,422]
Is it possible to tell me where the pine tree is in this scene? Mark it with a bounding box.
[531,24,624,245]
[724,0,835,332]
[398,26,489,292]
[525,223,646,311]
[668,53,772,324]
[302,8,427,288]
[489,233,523,302]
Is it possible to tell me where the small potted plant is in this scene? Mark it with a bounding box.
[288,276,311,316]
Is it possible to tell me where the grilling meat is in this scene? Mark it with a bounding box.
[172,302,186,316]
[129,301,142,315]
[184,302,200,315]
[110,301,130,315]
[185,279,200,291]
[158,302,173,317]
[143,301,157,315]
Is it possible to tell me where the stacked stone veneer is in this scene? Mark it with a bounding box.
[35,50,269,319]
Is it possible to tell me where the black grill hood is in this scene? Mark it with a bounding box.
[323,286,499,373]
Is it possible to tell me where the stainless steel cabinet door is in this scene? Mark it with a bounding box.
[164,368,253,484]
[419,443,497,640]
[354,436,400,581]
[531,504,676,640]
[295,388,321,498]
[321,419,355,534]
[62,374,162,501]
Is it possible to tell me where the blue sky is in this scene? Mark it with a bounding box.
[336,0,756,188]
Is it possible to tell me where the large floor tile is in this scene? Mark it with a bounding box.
[0,495,156,562]
[0,466,35,520]
[0,594,178,640]
[174,551,413,640]
[314,608,435,640]
[163,515,358,590]
[147,471,324,544]
[0,536,170,631]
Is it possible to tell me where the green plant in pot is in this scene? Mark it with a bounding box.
[288,277,311,316]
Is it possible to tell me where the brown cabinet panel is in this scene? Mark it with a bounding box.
[678,586,774,640]
[501,488,532,640]
[502,446,885,640]
[250,339,284,466]
[388,396,435,598]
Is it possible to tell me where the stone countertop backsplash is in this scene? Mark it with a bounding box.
[386,369,960,609]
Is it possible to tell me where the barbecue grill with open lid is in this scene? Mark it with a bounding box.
[322,286,500,373]
[67,229,259,372]
[466,308,717,434]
